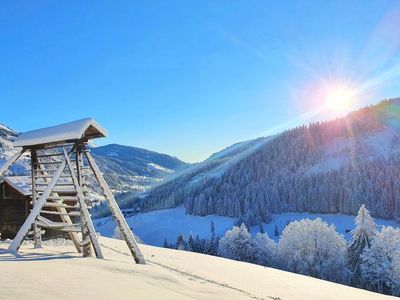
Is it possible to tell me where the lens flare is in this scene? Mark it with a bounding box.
[325,86,354,112]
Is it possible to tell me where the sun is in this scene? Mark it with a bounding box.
[325,86,354,112]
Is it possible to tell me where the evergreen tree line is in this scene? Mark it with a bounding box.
[165,205,400,297]
[138,100,400,225]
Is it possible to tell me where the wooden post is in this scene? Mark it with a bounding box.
[85,149,145,264]
[75,145,92,257]
[31,149,42,248]
[63,149,103,259]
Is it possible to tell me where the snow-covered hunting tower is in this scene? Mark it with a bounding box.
[0,118,145,264]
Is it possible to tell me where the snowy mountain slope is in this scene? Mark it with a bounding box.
[0,237,393,300]
[152,136,269,188]
[91,137,268,214]
[90,144,188,192]
[135,98,400,224]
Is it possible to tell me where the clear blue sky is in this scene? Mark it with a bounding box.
[1,1,400,162]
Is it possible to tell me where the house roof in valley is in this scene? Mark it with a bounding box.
[1,176,77,197]
[13,118,107,147]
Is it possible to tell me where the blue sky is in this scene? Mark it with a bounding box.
[1,1,400,162]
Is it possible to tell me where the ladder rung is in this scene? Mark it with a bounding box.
[27,230,45,235]
[36,153,64,158]
[34,187,77,193]
[42,202,80,209]
[34,168,66,172]
[40,210,81,217]
[37,216,81,231]
[47,196,79,201]
[35,175,72,179]
[55,183,74,186]
[80,236,91,246]
[37,161,63,165]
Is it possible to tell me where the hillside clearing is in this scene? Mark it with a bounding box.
[95,207,400,246]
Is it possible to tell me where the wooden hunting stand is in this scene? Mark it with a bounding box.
[0,118,145,264]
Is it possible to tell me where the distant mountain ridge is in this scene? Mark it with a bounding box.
[136,98,400,225]
[90,144,188,192]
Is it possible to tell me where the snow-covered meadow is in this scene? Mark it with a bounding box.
[94,207,400,246]
[0,237,391,300]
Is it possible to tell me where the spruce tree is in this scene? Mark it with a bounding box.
[163,238,169,248]
[259,222,265,234]
[210,221,215,237]
[348,204,377,286]
[274,224,279,237]
[187,233,195,252]
[175,233,186,250]
[205,221,218,255]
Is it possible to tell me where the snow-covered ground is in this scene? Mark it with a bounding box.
[95,207,400,246]
[0,237,394,300]
[95,207,235,246]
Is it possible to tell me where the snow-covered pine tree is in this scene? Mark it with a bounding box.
[187,233,195,252]
[194,234,207,253]
[218,223,253,262]
[278,218,348,283]
[361,226,400,295]
[175,233,186,250]
[259,222,265,234]
[163,238,169,248]
[205,221,218,255]
[252,232,277,267]
[274,224,279,237]
[210,220,215,236]
[348,204,376,286]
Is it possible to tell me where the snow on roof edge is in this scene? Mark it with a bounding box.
[3,176,31,196]
[13,118,108,147]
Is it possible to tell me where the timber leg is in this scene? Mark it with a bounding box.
[85,150,145,264]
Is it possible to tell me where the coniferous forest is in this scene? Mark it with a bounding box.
[135,99,400,225]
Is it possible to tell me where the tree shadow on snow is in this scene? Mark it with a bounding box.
[0,249,77,262]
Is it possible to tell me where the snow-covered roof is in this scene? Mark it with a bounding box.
[2,176,31,196]
[13,118,107,147]
[1,176,77,196]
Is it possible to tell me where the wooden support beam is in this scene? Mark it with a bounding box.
[31,149,42,248]
[85,150,145,264]
[0,149,25,177]
[75,144,92,257]
[64,149,103,259]
[8,158,66,253]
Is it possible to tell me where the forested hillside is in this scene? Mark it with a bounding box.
[137,99,400,225]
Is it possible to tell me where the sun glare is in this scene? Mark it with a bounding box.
[325,86,354,112]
